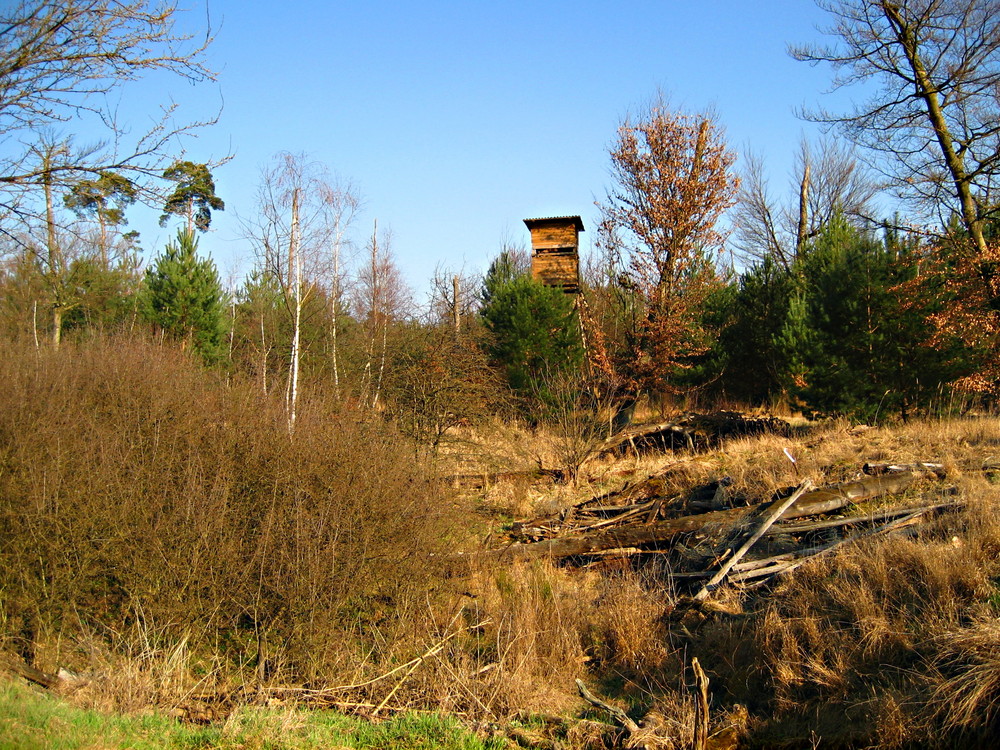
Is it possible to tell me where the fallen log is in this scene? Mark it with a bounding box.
[667,502,958,589]
[512,475,728,541]
[862,462,947,479]
[0,652,87,692]
[489,472,919,562]
[766,498,959,534]
[0,652,61,689]
[576,679,640,734]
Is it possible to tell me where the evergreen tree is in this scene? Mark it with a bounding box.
[481,249,528,307]
[704,260,797,406]
[60,245,143,334]
[791,217,955,419]
[141,229,228,365]
[707,217,963,419]
[480,254,583,404]
[159,161,224,234]
[63,171,137,266]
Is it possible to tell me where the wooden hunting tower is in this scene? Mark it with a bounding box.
[524,215,584,294]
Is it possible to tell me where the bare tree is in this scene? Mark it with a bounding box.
[732,151,788,267]
[0,1,219,231]
[326,180,360,398]
[803,138,879,234]
[793,0,1000,252]
[733,137,879,268]
[428,264,480,333]
[241,153,359,419]
[286,188,302,433]
[354,221,411,409]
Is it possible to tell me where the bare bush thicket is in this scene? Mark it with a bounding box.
[0,336,454,686]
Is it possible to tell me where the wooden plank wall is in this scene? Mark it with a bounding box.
[533,250,579,291]
[529,223,578,249]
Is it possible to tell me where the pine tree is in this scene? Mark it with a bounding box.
[159,161,225,234]
[141,229,228,365]
[479,254,582,404]
[703,260,797,406]
[789,217,957,419]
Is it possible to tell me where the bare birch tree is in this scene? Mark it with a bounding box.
[354,222,411,409]
[286,188,302,432]
[241,153,359,418]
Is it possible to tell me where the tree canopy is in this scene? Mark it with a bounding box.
[598,98,738,397]
[794,0,1000,253]
[160,161,225,234]
[0,1,216,229]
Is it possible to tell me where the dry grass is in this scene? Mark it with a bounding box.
[924,618,1000,737]
[456,561,594,715]
[450,412,1000,746]
[588,571,673,674]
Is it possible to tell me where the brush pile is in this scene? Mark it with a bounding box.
[597,411,793,456]
[496,459,961,598]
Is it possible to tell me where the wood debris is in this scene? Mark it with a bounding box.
[488,459,963,596]
[597,411,792,457]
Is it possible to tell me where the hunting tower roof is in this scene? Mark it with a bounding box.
[523,216,585,232]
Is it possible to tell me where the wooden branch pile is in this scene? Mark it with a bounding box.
[598,411,793,457]
[492,461,960,593]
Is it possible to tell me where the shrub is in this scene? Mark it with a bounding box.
[0,336,454,685]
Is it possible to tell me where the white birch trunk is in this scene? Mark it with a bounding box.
[331,214,341,399]
[286,188,302,434]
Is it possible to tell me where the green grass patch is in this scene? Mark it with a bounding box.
[0,679,505,750]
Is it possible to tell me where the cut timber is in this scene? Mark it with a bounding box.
[767,498,959,534]
[693,480,814,601]
[597,420,691,456]
[510,468,719,541]
[731,507,932,583]
[862,462,946,479]
[490,472,918,562]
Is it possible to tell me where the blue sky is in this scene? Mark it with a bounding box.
[118,1,850,301]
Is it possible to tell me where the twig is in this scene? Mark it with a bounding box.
[371,617,491,716]
[693,479,814,601]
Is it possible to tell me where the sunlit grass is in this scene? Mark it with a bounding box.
[0,678,505,750]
